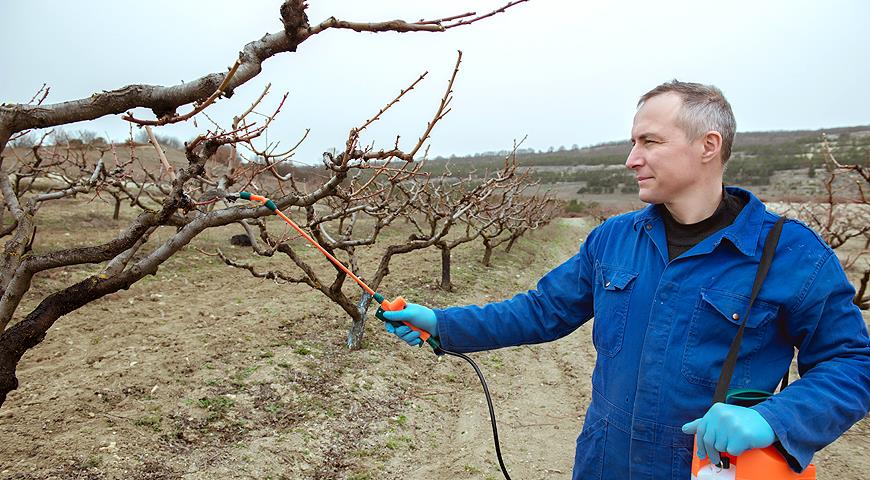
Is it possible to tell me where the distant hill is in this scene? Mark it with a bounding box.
[9,125,866,204]
[423,125,870,196]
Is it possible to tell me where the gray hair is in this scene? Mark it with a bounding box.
[638,80,736,164]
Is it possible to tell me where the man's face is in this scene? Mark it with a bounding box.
[626,92,706,205]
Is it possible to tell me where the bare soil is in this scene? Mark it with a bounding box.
[0,204,867,480]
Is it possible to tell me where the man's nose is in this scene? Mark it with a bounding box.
[625,145,643,169]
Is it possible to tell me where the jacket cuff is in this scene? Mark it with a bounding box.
[433,308,452,350]
[752,403,811,472]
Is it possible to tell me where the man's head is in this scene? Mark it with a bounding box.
[626,80,736,206]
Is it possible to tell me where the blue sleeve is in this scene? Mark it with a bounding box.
[434,238,596,353]
[753,252,870,471]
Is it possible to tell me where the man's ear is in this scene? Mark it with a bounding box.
[700,131,723,164]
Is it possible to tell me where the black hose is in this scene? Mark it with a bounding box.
[436,347,512,480]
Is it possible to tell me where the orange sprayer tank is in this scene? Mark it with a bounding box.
[690,439,816,480]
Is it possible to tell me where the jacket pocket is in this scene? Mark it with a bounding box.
[573,417,607,480]
[592,263,638,357]
[681,288,779,387]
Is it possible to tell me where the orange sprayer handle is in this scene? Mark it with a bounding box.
[380,296,407,311]
[374,294,431,343]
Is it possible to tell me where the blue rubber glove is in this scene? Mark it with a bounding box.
[381,303,438,347]
[682,403,776,466]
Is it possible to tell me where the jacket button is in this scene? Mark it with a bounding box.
[732,313,740,320]
[605,281,611,287]
[645,224,652,230]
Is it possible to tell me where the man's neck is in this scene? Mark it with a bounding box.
[662,186,724,224]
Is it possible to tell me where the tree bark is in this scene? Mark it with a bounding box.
[0,270,150,405]
[349,292,375,350]
[855,269,869,309]
[482,239,494,267]
[439,244,453,291]
[322,269,368,351]
[505,234,519,253]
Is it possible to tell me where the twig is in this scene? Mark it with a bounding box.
[144,126,176,181]
[408,51,463,158]
[358,73,428,133]
[442,1,530,29]
[235,83,272,126]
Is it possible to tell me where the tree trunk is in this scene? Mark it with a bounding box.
[439,245,452,291]
[505,234,519,253]
[348,292,373,350]
[113,197,121,220]
[0,273,136,406]
[855,269,869,310]
[0,305,56,405]
[482,241,493,267]
[322,287,367,351]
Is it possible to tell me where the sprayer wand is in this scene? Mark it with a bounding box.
[234,191,440,350]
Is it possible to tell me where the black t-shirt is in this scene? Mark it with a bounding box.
[657,189,747,261]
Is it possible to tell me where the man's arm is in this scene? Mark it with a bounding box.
[752,252,870,471]
[433,238,597,353]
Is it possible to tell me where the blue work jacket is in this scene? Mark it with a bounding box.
[434,187,870,480]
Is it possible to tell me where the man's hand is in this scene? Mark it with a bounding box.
[381,303,438,347]
[682,403,776,465]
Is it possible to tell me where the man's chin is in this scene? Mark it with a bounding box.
[637,189,658,204]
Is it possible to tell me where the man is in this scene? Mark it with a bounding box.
[383,80,870,479]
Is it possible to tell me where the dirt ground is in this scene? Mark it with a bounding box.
[0,205,868,479]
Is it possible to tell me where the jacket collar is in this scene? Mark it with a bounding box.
[632,186,767,257]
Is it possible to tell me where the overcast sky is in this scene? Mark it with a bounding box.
[2,1,868,162]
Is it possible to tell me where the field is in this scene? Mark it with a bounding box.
[0,198,868,479]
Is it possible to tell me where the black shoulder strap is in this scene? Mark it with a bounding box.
[712,216,786,405]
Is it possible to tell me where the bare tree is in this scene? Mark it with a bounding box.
[215,52,539,343]
[479,186,558,267]
[218,92,527,346]
[0,1,528,405]
[777,134,870,309]
[412,154,521,291]
[503,194,558,253]
[213,57,456,349]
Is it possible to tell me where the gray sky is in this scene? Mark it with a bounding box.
[2,1,868,163]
